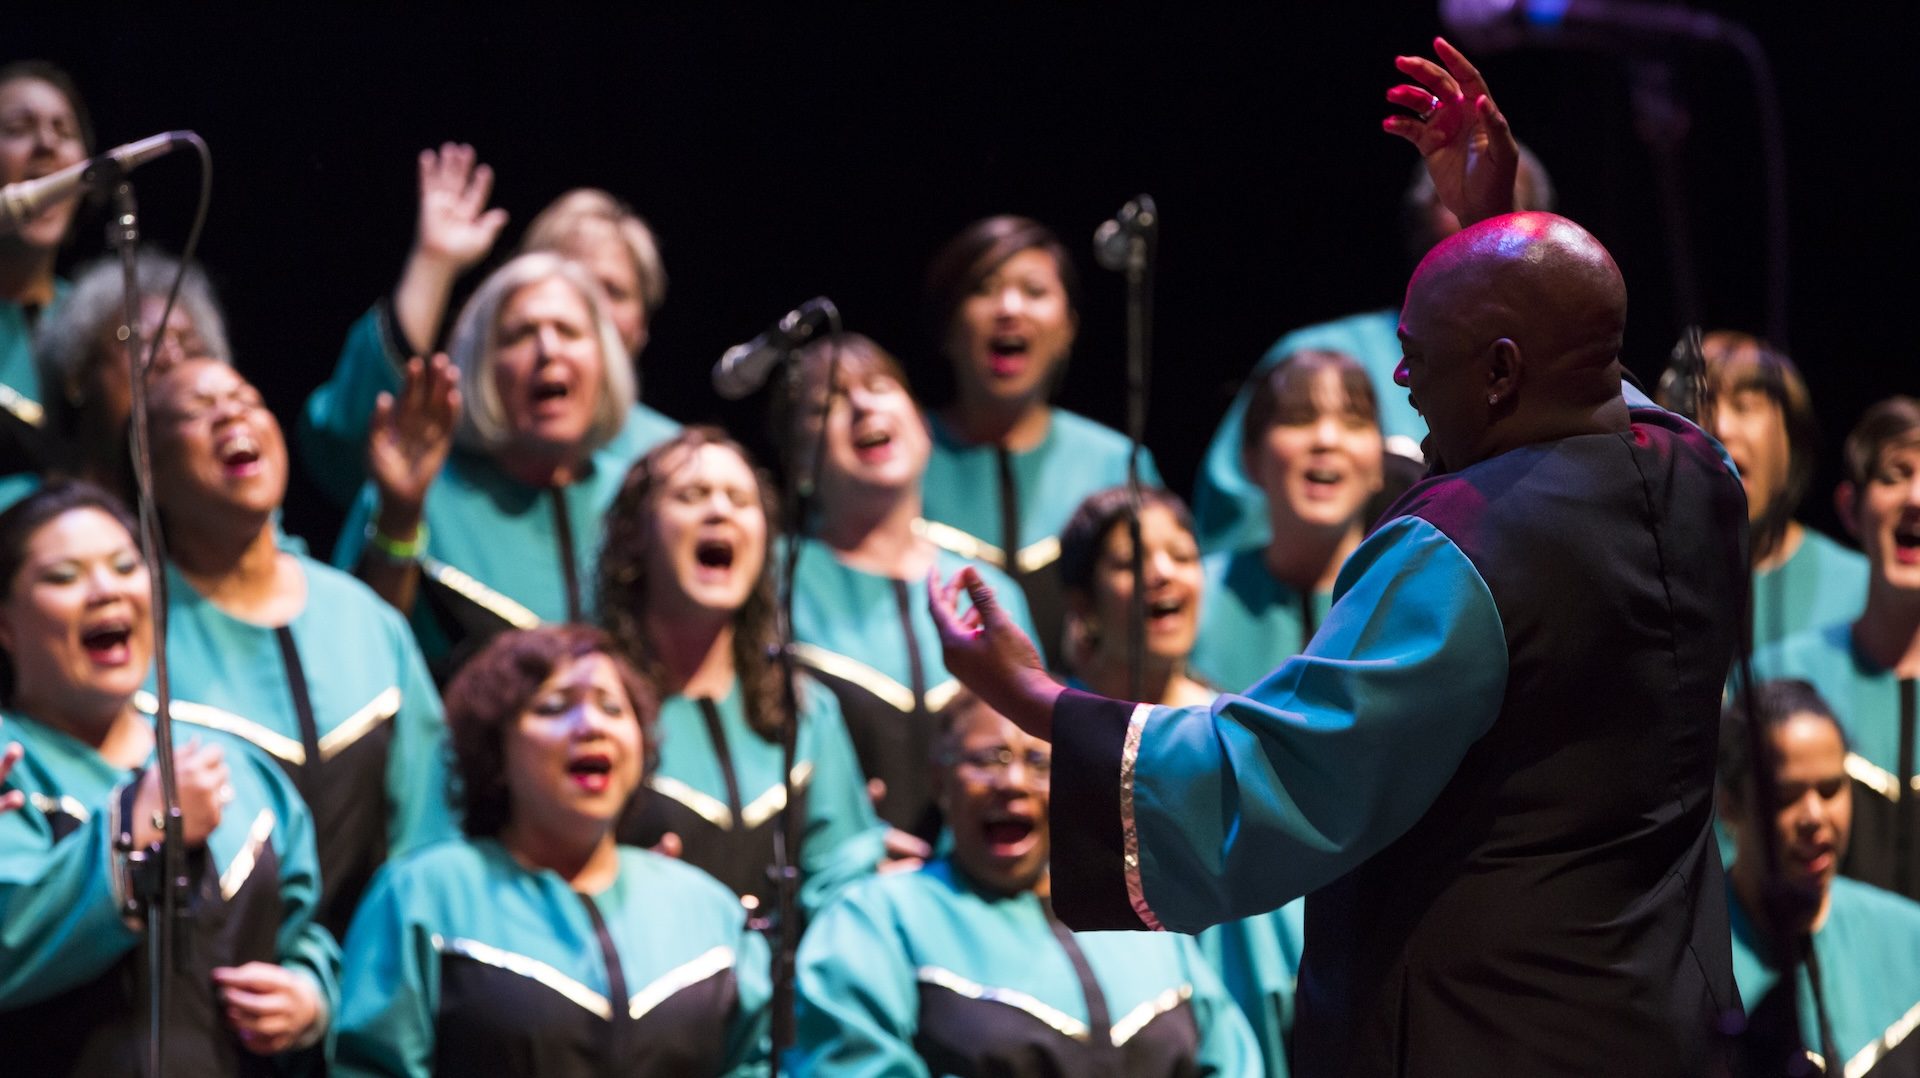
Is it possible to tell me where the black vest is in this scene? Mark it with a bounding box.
[1295,412,1748,1077]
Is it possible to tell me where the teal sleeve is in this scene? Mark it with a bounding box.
[257,756,343,1068]
[385,626,457,855]
[797,682,884,918]
[335,867,438,1078]
[299,304,406,509]
[0,795,141,1006]
[789,887,929,1078]
[1178,934,1266,1078]
[1133,516,1507,930]
[722,917,776,1078]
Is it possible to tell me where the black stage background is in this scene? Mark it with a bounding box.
[13,5,1911,552]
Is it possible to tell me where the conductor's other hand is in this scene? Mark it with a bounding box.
[927,566,1063,741]
[1383,37,1518,227]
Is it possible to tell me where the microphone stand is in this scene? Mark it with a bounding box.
[1096,197,1158,700]
[102,164,184,1078]
[765,301,841,1075]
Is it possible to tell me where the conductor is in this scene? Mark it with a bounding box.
[931,40,1749,1077]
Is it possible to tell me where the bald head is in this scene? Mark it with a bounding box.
[1396,213,1632,471]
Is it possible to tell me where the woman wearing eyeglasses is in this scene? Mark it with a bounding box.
[790,690,1257,1076]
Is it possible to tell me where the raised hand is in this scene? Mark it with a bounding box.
[214,962,324,1055]
[369,354,461,520]
[413,142,509,273]
[1383,37,1519,227]
[131,737,229,849]
[927,566,1063,741]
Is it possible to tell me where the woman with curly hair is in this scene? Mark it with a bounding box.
[337,624,771,1077]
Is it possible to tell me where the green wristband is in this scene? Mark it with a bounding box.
[365,520,429,562]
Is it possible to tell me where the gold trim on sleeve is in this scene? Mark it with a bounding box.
[421,558,544,630]
[0,384,43,428]
[916,965,1090,1041]
[1121,702,1165,932]
[220,808,276,900]
[1845,753,1910,803]
[28,792,91,822]
[1014,535,1062,575]
[789,643,917,714]
[650,776,732,829]
[916,519,1005,568]
[740,763,815,830]
[433,935,612,1019]
[923,680,963,716]
[318,687,402,761]
[1110,985,1192,1045]
[136,691,306,766]
[628,945,735,1020]
[1842,998,1920,1078]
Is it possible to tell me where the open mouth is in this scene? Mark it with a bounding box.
[80,619,134,664]
[987,336,1030,376]
[530,381,571,406]
[567,753,614,792]
[216,432,262,475]
[1893,521,1920,564]
[1145,596,1186,625]
[694,537,736,576]
[852,426,894,462]
[982,810,1038,856]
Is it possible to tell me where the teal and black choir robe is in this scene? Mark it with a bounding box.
[922,409,1159,661]
[1048,392,1746,1075]
[160,553,455,935]
[1187,546,1332,696]
[1730,876,1920,1077]
[1196,897,1304,1078]
[337,837,770,1077]
[617,676,884,919]
[791,857,1260,1077]
[1753,624,1920,900]
[329,442,632,673]
[0,705,340,1077]
[790,537,1037,842]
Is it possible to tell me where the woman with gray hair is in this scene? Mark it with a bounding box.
[1,249,227,511]
[331,251,645,674]
[298,144,678,508]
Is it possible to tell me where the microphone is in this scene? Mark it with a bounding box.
[1441,0,1735,53]
[1093,195,1158,272]
[712,297,838,400]
[0,131,193,235]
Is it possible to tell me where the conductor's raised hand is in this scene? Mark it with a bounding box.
[368,354,460,518]
[1383,37,1518,227]
[927,566,1062,741]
